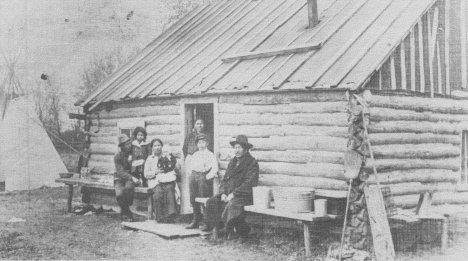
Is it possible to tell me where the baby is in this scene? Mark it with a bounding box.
[155,145,178,184]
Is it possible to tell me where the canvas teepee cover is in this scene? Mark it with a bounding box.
[0,96,67,191]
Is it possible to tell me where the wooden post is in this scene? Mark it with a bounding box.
[302,222,312,257]
[379,69,383,90]
[418,18,425,93]
[441,216,448,253]
[400,41,407,90]
[68,184,74,213]
[390,54,397,90]
[437,42,443,94]
[444,0,451,95]
[307,0,319,28]
[410,29,416,92]
[213,227,219,240]
[416,192,433,216]
[461,0,467,89]
[147,193,154,220]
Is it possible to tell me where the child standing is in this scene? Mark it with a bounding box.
[131,126,150,187]
[186,134,219,230]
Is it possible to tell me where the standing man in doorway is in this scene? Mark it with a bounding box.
[114,134,140,222]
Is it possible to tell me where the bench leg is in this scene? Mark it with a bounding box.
[67,185,74,213]
[303,222,311,257]
[213,226,219,240]
[441,217,448,253]
[147,193,154,220]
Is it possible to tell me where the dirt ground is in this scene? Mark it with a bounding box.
[1,187,468,261]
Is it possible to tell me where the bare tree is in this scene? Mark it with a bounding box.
[76,47,140,99]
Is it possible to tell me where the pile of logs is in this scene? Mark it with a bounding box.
[344,92,371,251]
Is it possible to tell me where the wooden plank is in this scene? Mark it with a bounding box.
[390,54,397,90]
[55,178,155,194]
[415,192,433,216]
[444,0,451,95]
[400,41,407,90]
[303,222,312,257]
[410,28,416,91]
[221,43,322,62]
[461,0,467,89]
[428,11,435,98]
[437,41,443,94]
[122,221,207,238]
[307,0,318,28]
[244,205,330,222]
[418,18,425,93]
[364,185,396,261]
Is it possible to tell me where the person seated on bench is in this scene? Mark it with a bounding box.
[144,139,181,223]
[186,134,219,230]
[114,134,140,222]
[204,135,259,241]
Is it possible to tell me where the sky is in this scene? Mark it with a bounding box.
[0,0,176,124]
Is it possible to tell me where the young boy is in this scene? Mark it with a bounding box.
[186,134,219,229]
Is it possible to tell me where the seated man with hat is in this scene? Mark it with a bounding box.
[204,135,259,241]
[114,134,140,222]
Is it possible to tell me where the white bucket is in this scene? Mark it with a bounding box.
[314,199,328,216]
[253,186,272,209]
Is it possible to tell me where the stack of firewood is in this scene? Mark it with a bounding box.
[344,92,372,251]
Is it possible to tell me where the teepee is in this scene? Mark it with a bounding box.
[0,56,67,191]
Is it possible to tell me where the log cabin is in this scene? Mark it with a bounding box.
[75,0,468,214]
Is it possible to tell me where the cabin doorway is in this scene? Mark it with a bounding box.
[184,103,214,152]
[181,103,215,214]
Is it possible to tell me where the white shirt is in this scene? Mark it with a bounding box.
[189,149,219,178]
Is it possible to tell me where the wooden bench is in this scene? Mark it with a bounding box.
[195,189,346,256]
[55,177,156,220]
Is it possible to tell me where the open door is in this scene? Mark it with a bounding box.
[180,103,215,214]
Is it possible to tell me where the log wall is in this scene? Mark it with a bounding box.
[369,94,468,208]
[87,101,182,174]
[218,92,350,192]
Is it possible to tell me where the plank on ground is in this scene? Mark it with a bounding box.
[122,221,206,238]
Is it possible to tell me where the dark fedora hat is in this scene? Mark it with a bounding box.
[229,135,253,149]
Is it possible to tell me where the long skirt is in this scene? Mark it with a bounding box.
[154,182,177,222]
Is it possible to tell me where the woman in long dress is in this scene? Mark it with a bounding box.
[144,139,181,223]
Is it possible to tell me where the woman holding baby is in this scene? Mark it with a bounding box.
[144,138,181,223]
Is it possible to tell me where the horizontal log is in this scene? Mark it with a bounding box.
[90,134,182,146]
[365,158,460,172]
[219,113,348,126]
[146,125,181,135]
[218,102,347,114]
[370,107,468,123]
[368,121,468,135]
[369,133,460,145]
[259,162,345,180]
[258,174,348,191]
[366,169,459,184]
[394,192,468,209]
[218,149,344,164]
[370,95,468,115]
[385,182,456,196]
[219,90,347,105]
[372,144,460,159]
[89,143,116,155]
[88,160,114,174]
[221,43,322,62]
[90,154,114,163]
[88,126,118,136]
[219,125,348,138]
[90,105,180,119]
[91,115,180,127]
[219,136,347,152]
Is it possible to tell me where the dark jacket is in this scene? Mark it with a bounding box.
[114,151,135,180]
[157,154,177,173]
[219,152,259,198]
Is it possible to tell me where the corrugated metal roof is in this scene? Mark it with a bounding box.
[78,0,436,108]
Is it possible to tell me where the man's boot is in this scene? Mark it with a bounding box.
[186,213,200,229]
